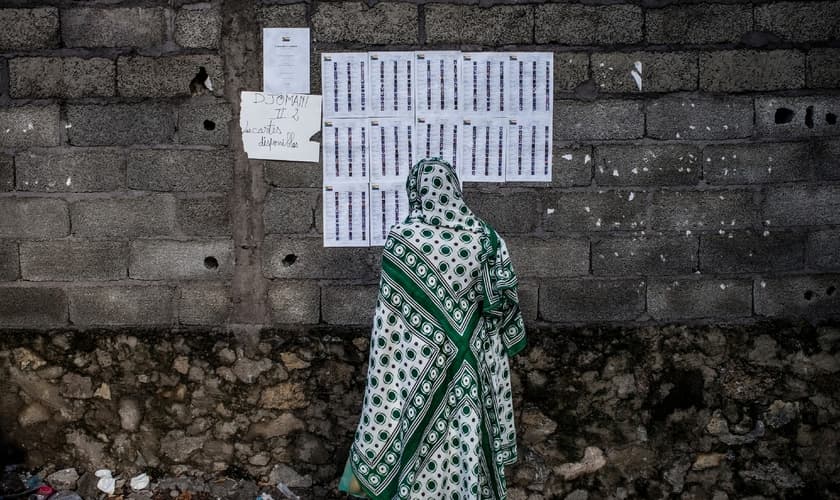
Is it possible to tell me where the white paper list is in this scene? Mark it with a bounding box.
[370,180,407,246]
[507,52,554,116]
[461,53,508,116]
[323,182,370,247]
[460,117,507,182]
[322,53,369,118]
[415,116,460,173]
[263,28,311,94]
[368,52,415,117]
[505,118,552,182]
[369,118,415,181]
[323,119,369,181]
[414,51,461,114]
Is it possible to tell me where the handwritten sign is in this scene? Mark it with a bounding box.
[240,91,321,162]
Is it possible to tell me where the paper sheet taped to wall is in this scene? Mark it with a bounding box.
[323,181,371,247]
[240,91,321,162]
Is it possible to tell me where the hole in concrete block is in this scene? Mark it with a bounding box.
[774,108,795,124]
[805,106,814,129]
[804,289,814,301]
[204,256,219,270]
[190,66,210,96]
[827,285,836,296]
[203,119,216,131]
[282,254,298,267]
[827,113,837,125]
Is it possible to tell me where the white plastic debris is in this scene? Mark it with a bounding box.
[205,76,214,91]
[256,494,275,500]
[130,472,150,490]
[95,469,115,494]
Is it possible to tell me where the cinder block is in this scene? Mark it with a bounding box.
[812,138,840,181]
[506,238,589,277]
[9,57,115,98]
[700,50,804,92]
[177,100,231,145]
[130,239,234,280]
[755,1,840,43]
[518,282,538,322]
[257,4,307,28]
[763,185,840,226]
[554,100,644,141]
[807,229,840,270]
[550,146,592,187]
[542,189,647,232]
[594,144,700,186]
[0,241,19,280]
[178,282,232,325]
[0,198,68,238]
[592,52,697,93]
[647,96,753,140]
[265,161,322,188]
[71,194,177,238]
[593,235,698,275]
[703,142,813,185]
[646,4,752,44]
[264,189,320,234]
[535,4,641,45]
[15,149,124,192]
[117,55,224,98]
[755,274,840,318]
[0,287,67,326]
[807,49,840,89]
[0,105,61,148]
[268,281,320,324]
[0,155,13,191]
[176,194,231,236]
[322,285,377,325]
[648,278,752,320]
[755,96,840,138]
[262,236,378,280]
[69,285,175,326]
[650,189,758,231]
[127,149,232,192]
[175,5,221,49]
[427,4,531,45]
[700,230,806,273]
[464,191,544,234]
[61,7,166,48]
[314,2,417,44]
[0,8,59,50]
[539,278,646,322]
[67,103,175,146]
[20,240,127,281]
[553,52,589,92]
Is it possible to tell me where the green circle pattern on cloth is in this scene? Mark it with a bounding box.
[340,157,527,500]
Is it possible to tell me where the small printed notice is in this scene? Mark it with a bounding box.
[323,118,370,181]
[505,117,552,182]
[369,118,416,181]
[460,117,507,182]
[323,182,370,247]
[240,91,321,162]
[263,28,310,94]
[370,180,407,246]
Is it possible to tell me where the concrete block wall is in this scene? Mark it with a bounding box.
[1,0,839,331]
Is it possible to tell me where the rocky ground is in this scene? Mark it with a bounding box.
[0,464,298,500]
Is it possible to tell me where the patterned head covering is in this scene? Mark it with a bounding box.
[405,156,481,232]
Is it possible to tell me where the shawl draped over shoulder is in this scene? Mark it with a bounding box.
[339,157,527,499]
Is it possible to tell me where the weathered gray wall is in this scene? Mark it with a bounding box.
[0,0,839,498]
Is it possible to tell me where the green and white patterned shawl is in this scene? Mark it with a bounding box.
[344,157,527,499]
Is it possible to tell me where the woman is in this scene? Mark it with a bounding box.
[338,157,527,499]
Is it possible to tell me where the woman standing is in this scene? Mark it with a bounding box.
[339,157,527,499]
